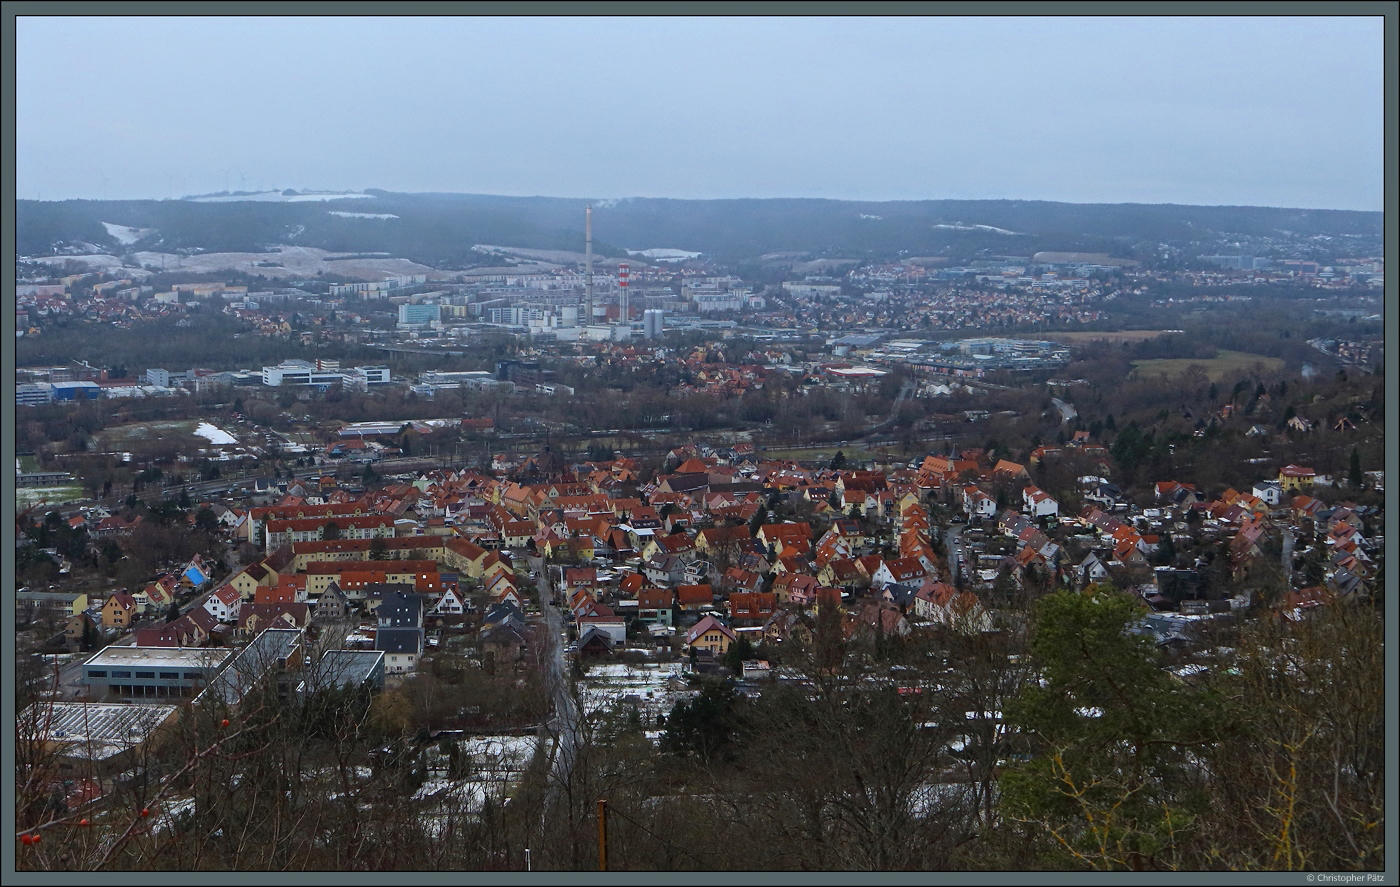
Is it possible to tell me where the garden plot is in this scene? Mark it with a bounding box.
[413,735,540,820]
[578,661,689,728]
[461,735,538,775]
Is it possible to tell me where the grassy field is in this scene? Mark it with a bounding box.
[1044,330,1178,344]
[99,419,204,446]
[1132,349,1284,382]
[16,484,89,510]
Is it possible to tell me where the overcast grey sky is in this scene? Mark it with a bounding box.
[16,15,1384,210]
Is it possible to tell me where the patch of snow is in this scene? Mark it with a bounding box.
[462,735,538,770]
[859,214,883,220]
[625,248,702,261]
[933,223,1022,235]
[16,485,87,506]
[190,191,376,203]
[126,244,437,280]
[152,796,196,835]
[102,222,154,245]
[329,211,400,220]
[23,254,150,275]
[414,779,500,814]
[910,782,975,815]
[414,778,457,801]
[194,422,238,445]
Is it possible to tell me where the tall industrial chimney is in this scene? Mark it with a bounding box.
[584,205,594,325]
[618,262,629,324]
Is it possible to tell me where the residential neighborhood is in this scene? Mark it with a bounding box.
[12,14,1383,870]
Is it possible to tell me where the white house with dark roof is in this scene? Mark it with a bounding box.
[1252,480,1284,506]
[376,628,423,673]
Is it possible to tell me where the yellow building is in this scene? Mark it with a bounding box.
[684,615,736,656]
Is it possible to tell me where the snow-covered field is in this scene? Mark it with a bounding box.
[23,254,150,276]
[194,422,238,445]
[102,222,154,244]
[329,211,399,220]
[414,778,497,808]
[578,661,688,726]
[127,245,440,280]
[462,735,538,773]
[933,222,1022,235]
[190,191,376,203]
[626,248,701,261]
[16,484,88,507]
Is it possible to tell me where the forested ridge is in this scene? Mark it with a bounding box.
[17,193,1382,266]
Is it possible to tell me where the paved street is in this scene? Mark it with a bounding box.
[947,521,967,584]
[530,555,579,800]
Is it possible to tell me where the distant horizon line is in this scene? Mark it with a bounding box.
[16,189,1381,215]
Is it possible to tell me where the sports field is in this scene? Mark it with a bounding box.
[1131,349,1284,382]
[16,484,88,509]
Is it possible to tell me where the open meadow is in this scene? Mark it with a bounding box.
[1131,349,1285,382]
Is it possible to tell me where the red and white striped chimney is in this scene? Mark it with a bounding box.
[618,262,629,323]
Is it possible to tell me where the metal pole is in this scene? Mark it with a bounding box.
[596,798,607,871]
[525,848,531,871]
[585,206,593,325]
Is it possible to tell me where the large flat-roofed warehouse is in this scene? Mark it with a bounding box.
[82,646,232,701]
[18,701,179,775]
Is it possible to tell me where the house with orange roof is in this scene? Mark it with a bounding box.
[136,575,180,613]
[872,557,929,589]
[694,524,751,557]
[961,485,996,519]
[641,532,696,562]
[675,583,715,612]
[813,528,854,567]
[756,522,812,555]
[772,553,812,575]
[673,457,714,475]
[442,537,489,577]
[771,573,821,607]
[844,602,911,642]
[817,556,863,591]
[1022,485,1059,518]
[992,459,1028,482]
[728,592,777,626]
[239,602,311,638]
[721,567,764,595]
